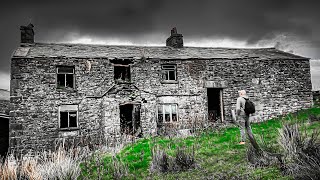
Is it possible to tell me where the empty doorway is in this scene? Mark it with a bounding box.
[120,104,141,136]
[0,116,9,157]
[207,88,224,122]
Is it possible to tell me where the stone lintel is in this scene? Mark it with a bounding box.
[205,80,227,88]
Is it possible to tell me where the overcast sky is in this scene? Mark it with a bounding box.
[0,0,320,90]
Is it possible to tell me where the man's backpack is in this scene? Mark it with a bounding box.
[243,97,255,115]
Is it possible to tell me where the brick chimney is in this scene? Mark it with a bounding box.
[20,23,34,43]
[166,27,183,48]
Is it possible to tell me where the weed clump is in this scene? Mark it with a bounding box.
[150,145,196,174]
[0,146,86,180]
[279,123,320,179]
[174,146,196,171]
[150,145,171,173]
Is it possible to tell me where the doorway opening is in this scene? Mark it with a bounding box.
[120,104,142,137]
[0,116,9,157]
[207,88,224,122]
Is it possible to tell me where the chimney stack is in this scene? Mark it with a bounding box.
[20,23,34,43]
[166,27,183,48]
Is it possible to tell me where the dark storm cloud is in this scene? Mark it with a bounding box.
[1,0,320,89]
[3,0,320,41]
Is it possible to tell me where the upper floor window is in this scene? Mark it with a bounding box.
[59,105,78,129]
[161,64,177,81]
[114,65,131,83]
[157,104,178,123]
[57,66,74,89]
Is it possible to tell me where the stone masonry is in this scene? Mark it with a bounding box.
[9,25,313,154]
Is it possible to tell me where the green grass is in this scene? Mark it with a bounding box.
[80,107,320,179]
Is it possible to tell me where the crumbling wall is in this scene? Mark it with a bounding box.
[10,56,313,154]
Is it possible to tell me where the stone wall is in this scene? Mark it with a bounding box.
[10,56,313,153]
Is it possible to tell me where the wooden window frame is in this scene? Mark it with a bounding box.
[58,105,79,131]
[157,104,178,123]
[56,66,75,89]
[161,64,177,82]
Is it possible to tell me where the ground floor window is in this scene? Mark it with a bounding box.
[59,105,78,129]
[157,104,178,123]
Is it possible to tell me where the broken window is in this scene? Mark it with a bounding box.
[57,66,74,89]
[59,105,78,129]
[157,104,177,123]
[114,65,131,83]
[162,64,177,81]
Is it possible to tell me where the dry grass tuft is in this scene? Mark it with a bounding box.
[0,155,18,180]
[150,144,196,174]
[278,123,320,179]
[0,146,89,180]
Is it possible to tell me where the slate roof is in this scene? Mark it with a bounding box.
[12,43,308,60]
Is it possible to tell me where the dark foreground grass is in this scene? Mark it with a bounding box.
[80,107,320,179]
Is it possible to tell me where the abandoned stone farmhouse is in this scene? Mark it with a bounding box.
[10,24,313,153]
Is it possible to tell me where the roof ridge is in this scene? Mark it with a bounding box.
[13,43,309,60]
[33,42,278,50]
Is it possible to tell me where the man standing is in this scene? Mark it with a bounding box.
[236,90,252,145]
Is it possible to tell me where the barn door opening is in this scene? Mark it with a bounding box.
[120,104,141,137]
[207,88,224,122]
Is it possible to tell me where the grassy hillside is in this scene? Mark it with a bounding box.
[80,107,320,179]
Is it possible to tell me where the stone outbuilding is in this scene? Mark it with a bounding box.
[10,24,313,154]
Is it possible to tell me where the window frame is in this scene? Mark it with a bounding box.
[161,64,177,82]
[56,66,75,89]
[58,105,79,131]
[157,103,178,123]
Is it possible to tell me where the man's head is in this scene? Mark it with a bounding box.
[238,90,247,97]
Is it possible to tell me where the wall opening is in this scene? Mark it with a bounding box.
[110,59,133,83]
[0,116,9,157]
[114,65,131,83]
[207,88,224,122]
[120,104,141,137]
